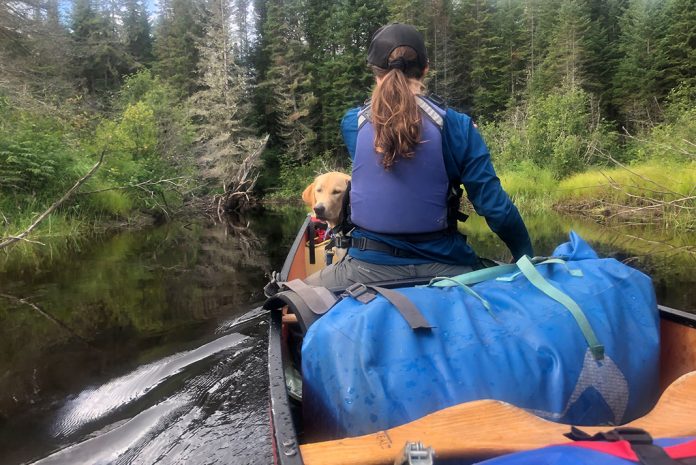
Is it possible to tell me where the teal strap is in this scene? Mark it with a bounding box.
[516,255,604,360]
[429,264,519,288]
[537,258,584,277]
[428,277,495,317]
[497,258,583,282]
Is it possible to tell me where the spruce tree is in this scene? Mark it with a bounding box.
[658,0,696,94]
[153,0,205,97]
[387,0,457,102]
[533,0,593,93]
[190,0,266,191]
[315,0,387,156]
[584,0,625,117]
[613,0,661,129]
[70,0,130,94]
[123,0,153,69]
[451,0,501,116]
[258,0,317,161]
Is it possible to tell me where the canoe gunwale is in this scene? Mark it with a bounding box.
[268,215,310,465]
[659,305,696,328]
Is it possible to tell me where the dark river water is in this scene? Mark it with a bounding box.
[0,207,693,465]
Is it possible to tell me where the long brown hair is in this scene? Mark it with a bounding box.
[370,46,425,170]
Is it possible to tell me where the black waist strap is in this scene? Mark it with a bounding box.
[349,237,421,258]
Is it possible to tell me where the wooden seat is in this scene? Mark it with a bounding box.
[299,371,696,465]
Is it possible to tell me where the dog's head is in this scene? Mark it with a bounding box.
[302,172,351,229]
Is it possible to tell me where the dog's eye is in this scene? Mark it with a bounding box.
[316,187,322,193]
[332,190,342,195]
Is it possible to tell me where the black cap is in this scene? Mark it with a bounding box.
[367,23,428,70]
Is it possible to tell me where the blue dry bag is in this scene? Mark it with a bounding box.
[301,232,660,439]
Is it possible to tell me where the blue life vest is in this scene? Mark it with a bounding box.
[350,97,451,234]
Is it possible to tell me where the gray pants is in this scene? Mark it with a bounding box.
[304,255,474,289]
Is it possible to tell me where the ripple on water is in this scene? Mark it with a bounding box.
[33,327,271,465]
[53,332,249,437]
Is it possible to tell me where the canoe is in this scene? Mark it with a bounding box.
[267,215,696,465]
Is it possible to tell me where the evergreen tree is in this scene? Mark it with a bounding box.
[584,0,626,116]
[257,0,317,161]
[533,0,592,93]
[153,0,205,97]
[123,0,153,69]
[613,0,661,128]
[387,0,457,102]
[70,0,130,94]
[190,0,265,188]
[315,0,388,156]
[451,0,501,116]
[657,0,696,94]
[233,0,252,66]
[0,0,73,101]
[495,0,530,109]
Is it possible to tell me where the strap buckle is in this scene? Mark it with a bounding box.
[334,235,352,249]
[354,237,368,251]
[612,427,653,445]
[345,282,369,299]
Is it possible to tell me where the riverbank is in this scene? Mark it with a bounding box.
[499,160,696,231]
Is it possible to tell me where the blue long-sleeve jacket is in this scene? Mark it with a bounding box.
[341,103,533,266]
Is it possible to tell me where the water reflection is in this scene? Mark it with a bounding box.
[0,209,304,465]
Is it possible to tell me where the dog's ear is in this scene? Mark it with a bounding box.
[302,182,315,206]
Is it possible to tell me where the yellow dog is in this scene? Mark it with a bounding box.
[302,172,351,230]
[302,172,351,266]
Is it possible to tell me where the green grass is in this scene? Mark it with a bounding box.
[0,207,87,270]
[498,160,695,230]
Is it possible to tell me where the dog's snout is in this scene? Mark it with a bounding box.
[313,204,326,218]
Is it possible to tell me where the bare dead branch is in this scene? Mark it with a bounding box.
[77,176,190,196]
[622,127,695,159]
[0,293,93,346]
[0,149,106,250]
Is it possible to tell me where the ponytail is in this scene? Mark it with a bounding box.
[370,46,425,170]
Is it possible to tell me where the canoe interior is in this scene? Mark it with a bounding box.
[269,216,696,465]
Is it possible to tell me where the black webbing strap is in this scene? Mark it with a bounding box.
[308,221,316,264]
[344,283,433,330]
[351,237,421,258]
[566,427,680,465]
[282,279,337,316]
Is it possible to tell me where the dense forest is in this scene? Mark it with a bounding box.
[1,0,694,259]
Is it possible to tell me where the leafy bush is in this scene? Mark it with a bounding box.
[482,87,618,179]
[625,84,696,163]
[118,71,194,166]
[0,110,78,197]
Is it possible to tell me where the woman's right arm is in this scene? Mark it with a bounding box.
[443,110,533,260]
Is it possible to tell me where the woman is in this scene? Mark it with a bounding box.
[305,23,532,289]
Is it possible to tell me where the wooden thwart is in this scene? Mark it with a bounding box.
[300,371,696,465]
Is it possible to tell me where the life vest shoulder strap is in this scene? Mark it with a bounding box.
[356,96,445,130]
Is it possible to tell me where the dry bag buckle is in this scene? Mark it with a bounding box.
[394,441,434,465]
[344,282,376,304]
[345,282,368,299]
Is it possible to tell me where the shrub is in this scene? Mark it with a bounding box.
[482,87,618,179]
